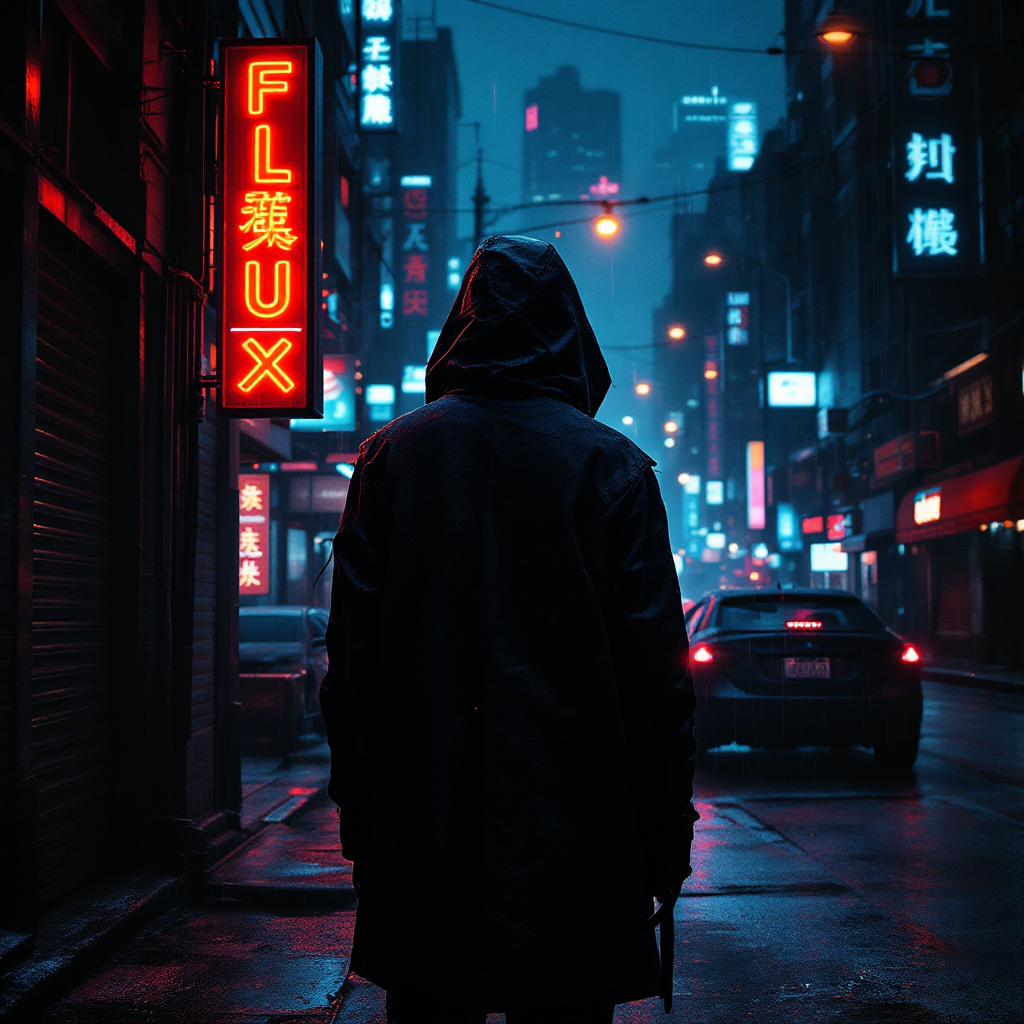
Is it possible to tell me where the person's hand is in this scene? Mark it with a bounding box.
[645,883,682,929]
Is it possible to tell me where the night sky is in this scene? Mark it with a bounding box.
[431,0,786,432]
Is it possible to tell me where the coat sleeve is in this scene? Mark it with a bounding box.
[319,444,386,864]
[607,464,698,896]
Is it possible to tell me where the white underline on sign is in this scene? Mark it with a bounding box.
[230,327,303,332]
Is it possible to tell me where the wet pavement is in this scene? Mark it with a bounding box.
[34,681,1023,1024]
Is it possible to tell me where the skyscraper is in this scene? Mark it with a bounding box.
[522,66,621,204]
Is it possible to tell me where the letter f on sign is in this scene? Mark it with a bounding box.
[248,60,293,115]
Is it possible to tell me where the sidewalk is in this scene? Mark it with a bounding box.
[0,741,339,1022]
[922,656,1024,695]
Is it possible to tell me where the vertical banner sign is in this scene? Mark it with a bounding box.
[219,39,323,417]
[891,0,981,275]
[239,473,271,595]
[359,0,399,131]
[726,291,750,346]
[746,441,766,530]
[401,176,431,323]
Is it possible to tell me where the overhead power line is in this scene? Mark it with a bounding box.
[456,0,784,55]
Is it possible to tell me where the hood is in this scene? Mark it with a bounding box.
[425,235,611,417]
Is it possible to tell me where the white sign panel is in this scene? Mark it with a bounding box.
[768,371,817,408]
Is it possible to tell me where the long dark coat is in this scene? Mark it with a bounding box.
[321,235,697,1008]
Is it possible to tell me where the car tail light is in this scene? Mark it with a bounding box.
[901,645,921,664]
[786,620,823,630]
[691,644,714,664]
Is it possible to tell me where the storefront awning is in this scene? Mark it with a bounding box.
[895,455,1024,544]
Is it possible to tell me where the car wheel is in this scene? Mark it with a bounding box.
[873,730,920,770]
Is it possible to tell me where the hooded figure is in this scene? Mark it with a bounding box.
[321,236,697,1022]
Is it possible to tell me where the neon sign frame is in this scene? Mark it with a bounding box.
[218,38,323,418]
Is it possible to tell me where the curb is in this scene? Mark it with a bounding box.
[923,668,1024,696]
[0,872,184,1023]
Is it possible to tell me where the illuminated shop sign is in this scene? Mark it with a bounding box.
[767,371,816,408]
[676,85,728,126]
[747,442,766,530]
[705,334,721,481]
[525,104,538,132]
[810,542,848,573]
[359,0,399,130]
[826,513,846,541]
[291,355,355,432]
[239,473,271,594]
[726,291,749,346]
[892,0,980,275]
[777,502,802,552]
[914,487,941,525]
[727,102,758,172]
[589,176,620,197]
[219,39,323,418]
[706,480,724,505]
[802,515,825,535]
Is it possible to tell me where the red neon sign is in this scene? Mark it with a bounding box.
[219,39,322,418]
[802,515,825,535]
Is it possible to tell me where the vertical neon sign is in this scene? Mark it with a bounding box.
[746,441,766,530]
[219,39,323,417]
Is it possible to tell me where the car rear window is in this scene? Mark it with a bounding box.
[239,614,303,643]
[715,596,882,632]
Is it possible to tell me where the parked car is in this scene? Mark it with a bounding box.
[685,588,923,768]
[239,606,330,757]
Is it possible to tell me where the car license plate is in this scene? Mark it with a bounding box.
[784,657,831,679]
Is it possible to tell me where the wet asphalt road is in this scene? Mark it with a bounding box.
[36,680,1023,1024]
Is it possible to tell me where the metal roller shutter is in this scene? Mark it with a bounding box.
[935,535,971,638]
[32,212,116,907]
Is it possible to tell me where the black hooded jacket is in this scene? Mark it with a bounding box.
[321,235,697,1007]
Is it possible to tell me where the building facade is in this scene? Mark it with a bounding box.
[522,65,621,206]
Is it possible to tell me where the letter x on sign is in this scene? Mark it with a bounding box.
[238,336,295,393]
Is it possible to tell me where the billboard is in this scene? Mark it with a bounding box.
[727,102,758,172]
[768,371,816,408]
[219,39,323,418]
[746,441,766,530]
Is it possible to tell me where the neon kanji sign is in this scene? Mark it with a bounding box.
[238,473,270,594]
[358,0,399,131]
[219,39,323,417]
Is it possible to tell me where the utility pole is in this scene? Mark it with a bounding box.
[468,122,489,253]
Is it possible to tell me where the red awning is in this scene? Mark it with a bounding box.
[896,455,1024,543]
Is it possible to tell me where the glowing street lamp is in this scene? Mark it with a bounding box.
[816,13,859,45]
[663,420,679,434]
[703,252,724,267]
[667,324,686,341]
[594,202,620,240]
[635,381,652,396]
[677,473,691,486]
[621,415,634,425]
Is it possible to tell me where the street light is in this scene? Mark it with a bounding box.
[635,382,652,396]
[816,13,859,46]
[677,473,691,486]
[703,252,724,267]
[594,202,620,240]
[667,324,686,341]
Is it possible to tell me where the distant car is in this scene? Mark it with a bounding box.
[685,588,923,768]
[239,606,330,756]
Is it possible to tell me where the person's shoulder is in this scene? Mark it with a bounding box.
[553,404,656,500]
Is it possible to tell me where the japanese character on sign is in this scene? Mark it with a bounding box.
[240,483,265,511]
[239,191,298,250]
[402,223,429,252]
[726,308,743,326]
[906,0,949,17]
[362,94,393,126]
[239,526,263,556]
[361,63,393,94]
[906,132,955,184]
[362,0,393,20]
[403,254,428,283]
[403,189,428,220]
[403,289,428,316]
[906,207,958,256]
[363,36,392,63]
[239,559,262,588]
